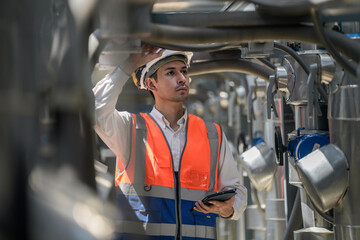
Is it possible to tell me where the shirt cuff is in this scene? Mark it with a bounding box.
[220,208,234,219]
[108,66,130,88]
[231,187,248,220]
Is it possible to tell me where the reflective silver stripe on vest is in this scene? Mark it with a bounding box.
[134,114,147,191]
[204,121,220,192]
[116,221,176,236]
[119,182,213,202]
[116,221,216,238]
[118,182,174,199]
[182,224,217,239]
[181,187,213,201]
[116,115,133,177]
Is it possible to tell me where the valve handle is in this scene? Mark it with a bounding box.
[274,126,286,166]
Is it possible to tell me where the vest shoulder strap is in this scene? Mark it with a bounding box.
[133,113,148,190]
[205,121,221,192]
[135,113,147,130]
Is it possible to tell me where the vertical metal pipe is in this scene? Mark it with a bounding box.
[282,189,302,240]
[264,96,286,240]
[294,106,306,130]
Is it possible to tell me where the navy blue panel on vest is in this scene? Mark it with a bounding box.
[113,233,151,240]
[117,194,176,224]
[181,199,217,227]
[114,233,213,240]
[182,238,213,240]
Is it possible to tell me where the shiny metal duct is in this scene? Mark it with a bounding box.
[189,60,274,82]
[239,142,277,191]
[328,84,360,240]
[296,144,349,212]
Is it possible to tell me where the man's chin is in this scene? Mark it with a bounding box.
[174,94,188,102]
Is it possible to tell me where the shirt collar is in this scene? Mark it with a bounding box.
[150,106,188,132]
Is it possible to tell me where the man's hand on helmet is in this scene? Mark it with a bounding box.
[121,44,165,76]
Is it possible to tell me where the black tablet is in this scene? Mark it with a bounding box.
[202,189,236,206]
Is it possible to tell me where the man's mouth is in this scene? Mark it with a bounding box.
[176,85,188,91]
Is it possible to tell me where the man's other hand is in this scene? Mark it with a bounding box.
[193,196,235,218]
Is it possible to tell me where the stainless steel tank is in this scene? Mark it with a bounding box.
[329,84,360,240]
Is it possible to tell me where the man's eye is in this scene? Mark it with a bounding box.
[167,71,175,76]
[181,70,188,75]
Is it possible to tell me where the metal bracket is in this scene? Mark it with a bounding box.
[307,64,322,127]
[247,86,256,123]
[267,75,279,119]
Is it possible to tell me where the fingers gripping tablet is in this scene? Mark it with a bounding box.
[202,189,236,206]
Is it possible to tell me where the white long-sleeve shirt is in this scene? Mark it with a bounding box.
[93,67,247,220]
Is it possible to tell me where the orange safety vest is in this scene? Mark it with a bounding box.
[114,113,222,240]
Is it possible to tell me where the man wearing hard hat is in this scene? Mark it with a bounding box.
[93,44,247,240]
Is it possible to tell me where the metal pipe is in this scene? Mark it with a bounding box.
[246,0,311,9]
[274,42,310,75]
[311,8,359,76]
[189,60,274,82]
[142,23,360,65]
[326,29,360,63]
[282,189,303,240]
[257,58,276,70]
[307,196,334,225]
[142,41,231,52]
[152,10,312,27]
[144,23,318,44]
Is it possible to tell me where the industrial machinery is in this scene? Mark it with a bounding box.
[1,0,360,239]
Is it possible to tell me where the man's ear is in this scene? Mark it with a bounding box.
[145,77,157,91]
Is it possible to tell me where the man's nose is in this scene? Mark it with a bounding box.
[177,72,187,83]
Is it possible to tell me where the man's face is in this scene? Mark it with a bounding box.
[150,60,190,103]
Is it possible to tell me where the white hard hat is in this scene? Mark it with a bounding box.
[132,50,193,90]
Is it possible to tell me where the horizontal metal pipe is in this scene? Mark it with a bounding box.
[189,60,274,82]
[245,0,312,16]
[142,23,360,64]
[142,41,231,52]
[144,23,318,45]
[152,11,312,27]
[247,0,311,8]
